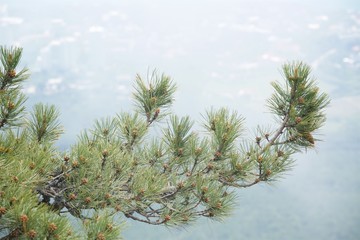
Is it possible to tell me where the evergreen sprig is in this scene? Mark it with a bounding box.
[267,61,330,150]
[0,89,26,129]
[28,103,64,143]
[0,46,29,90]
[133,70,176,124]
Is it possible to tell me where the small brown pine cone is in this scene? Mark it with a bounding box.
[68,193,76,201]
[96,232,106,240]
[0,207,6,215]
[304,132,315,144]
[7,69,16,78]
[81,178,88,185]
[48,222,58,232]
[27,230,37,239]
[20,214,28,223]
[85,197,92,204]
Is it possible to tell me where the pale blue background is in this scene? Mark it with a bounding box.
[2,0,359,239]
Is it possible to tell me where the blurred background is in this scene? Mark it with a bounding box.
[2,0,360,239]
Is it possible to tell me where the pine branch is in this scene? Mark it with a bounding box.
[0,45,330,238]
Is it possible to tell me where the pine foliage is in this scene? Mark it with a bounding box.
[0,46,329,239]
